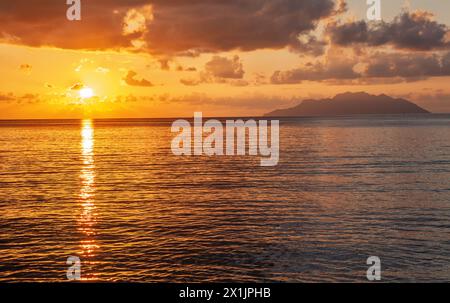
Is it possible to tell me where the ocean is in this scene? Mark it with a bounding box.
[0,114,449,282]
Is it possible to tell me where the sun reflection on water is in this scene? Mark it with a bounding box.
[78,119,99,280]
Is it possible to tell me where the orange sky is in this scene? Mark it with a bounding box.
[1,0,449,118]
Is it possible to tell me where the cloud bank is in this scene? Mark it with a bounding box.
[0,0,340,55]
[327,11,450,51]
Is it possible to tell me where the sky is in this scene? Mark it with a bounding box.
[0,0,450,118]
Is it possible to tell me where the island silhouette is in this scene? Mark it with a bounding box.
[265,92,430,117]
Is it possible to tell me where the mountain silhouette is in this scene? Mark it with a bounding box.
[265,92,430,117]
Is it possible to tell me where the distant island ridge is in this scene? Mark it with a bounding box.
[265,92,430,117]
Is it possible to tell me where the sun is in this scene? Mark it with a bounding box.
[79,87,94,99]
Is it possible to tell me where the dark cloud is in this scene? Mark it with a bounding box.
[327,11,450,51]
[271,51,359,83]
[364,51,450,78]
[271,50,450,84]
[123,70,153,87]
[0,0,340,55]
[181,55,247,86]
[205,56,244,79]
[271,62,359,83]
[0,1,136,49]
[289,34,328,56]
[145,0,339,55]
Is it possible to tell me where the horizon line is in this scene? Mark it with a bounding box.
[1,112,447,122]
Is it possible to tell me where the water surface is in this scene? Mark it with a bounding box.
[1,115,449,282]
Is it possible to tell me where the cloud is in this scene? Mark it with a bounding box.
[289,34,329,56]
[113,94,139,103]
[0,92,41,103]
[19,93,41,103]
[205,56,244,79]
[0,1,132,49]
[70,83,84,90]
[229,79,250,87]
[181,55,247,86]
[123,70,153,87]
[138,92,298,111]
[144,0,340,55]
[253,73,268,85]
[159,58,171,70]
[0,93,15,102]
[19,64,32,73]
[0,0,340,56]
[122,5,153,36]
[271,49,450,84]
[271,49,360,83]
[180,78,201,86]
[176,65,197,72]
[397,89,450,113]
[327,10,450,51]
[271,60,359,83]
[363,51,450,78]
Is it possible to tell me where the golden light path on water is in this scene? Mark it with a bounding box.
[79,119,99,280]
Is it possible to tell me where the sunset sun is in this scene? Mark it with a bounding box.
[79,87,94,99]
